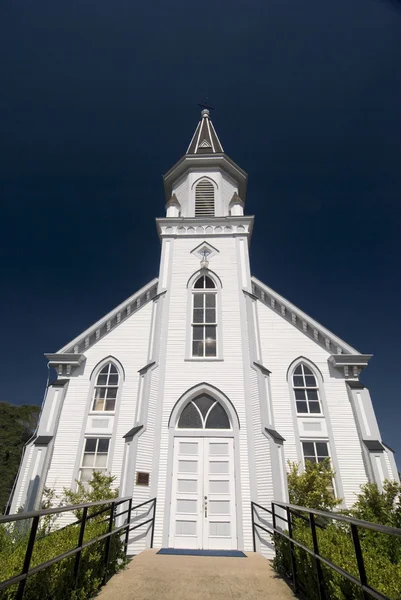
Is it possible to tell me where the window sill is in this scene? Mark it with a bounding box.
[185,358,224,362]
[89,411,116,416]
[296,413,324,418]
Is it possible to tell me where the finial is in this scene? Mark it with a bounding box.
[201,108,210,118]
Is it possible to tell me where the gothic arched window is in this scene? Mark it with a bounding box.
[92,363,119,412]
[178,395,230,429]
[293,363,322,414]
[192,275,217,357]
[195,180,215,217]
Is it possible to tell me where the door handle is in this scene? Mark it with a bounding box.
[204,496,208,518]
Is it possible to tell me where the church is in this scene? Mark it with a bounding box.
[10,109,398,553]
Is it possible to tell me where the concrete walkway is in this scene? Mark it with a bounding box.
[97,549,295,600]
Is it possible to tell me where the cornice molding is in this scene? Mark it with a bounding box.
[56,278,159,355]
[156,216,254,241]
[251,276,361,357]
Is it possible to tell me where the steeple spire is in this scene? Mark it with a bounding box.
[186,109,224,155]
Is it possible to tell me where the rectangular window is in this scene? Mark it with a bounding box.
[302,441,329,464]
[79,437,110,486]
[302,440,335,496]
[192,292,217,357]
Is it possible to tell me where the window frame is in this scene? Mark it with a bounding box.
[79,437,111,486]
[301,439,336,497]
[177,396,232,430]
[90,362,120,414]
[194,179,215,217]
[292,363,323,416]
[190,275,218,359]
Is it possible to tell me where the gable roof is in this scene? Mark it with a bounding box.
[251,276,360,356]
[57,278,159,355]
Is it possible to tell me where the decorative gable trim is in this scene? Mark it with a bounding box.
[190,241,219,260]
[57,278,159,355]
[251,276,360,356]
[199,139,212,148]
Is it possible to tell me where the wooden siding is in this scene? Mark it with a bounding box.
[257,301,369,508]
[154,235,254,550]
[44,302,153,524]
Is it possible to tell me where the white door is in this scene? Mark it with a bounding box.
[169,437,237,549]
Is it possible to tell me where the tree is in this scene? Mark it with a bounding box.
[0,402,40,513]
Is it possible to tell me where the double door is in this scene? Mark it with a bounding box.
[169,437,237,549]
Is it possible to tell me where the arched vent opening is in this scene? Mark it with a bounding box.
[195,180,215,217]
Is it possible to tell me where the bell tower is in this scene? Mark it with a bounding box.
[162,109,248,220]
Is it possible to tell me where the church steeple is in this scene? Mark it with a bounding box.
[186,109,224,155]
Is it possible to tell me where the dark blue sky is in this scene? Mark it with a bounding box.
[1,0,400,464]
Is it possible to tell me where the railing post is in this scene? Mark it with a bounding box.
[124,498,133,555]
[309,512,325,600]
[251,503,257,552]
[350,523,369,600]
[16,515,40,600]
[286,506,298,593]
[272,502,277,531]
[150,498,157,549]
[74,506,88,588]
[103,501,116,585]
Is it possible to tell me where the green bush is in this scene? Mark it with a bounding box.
[0,473,126,600]
[273,462,401,600]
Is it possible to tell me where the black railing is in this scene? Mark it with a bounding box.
[251,500,401,600]
[0,496,156,600]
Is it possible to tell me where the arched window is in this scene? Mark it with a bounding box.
[293,363,322,414]
[192,275,217,357]
[92,363,119,412]
[195,180,215,217]
[178,395,230,429]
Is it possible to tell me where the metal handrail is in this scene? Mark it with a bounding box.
[0,496,157,600]
[251,499,401,600]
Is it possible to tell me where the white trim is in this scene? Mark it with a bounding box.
[356,392,371,436]
[206,119,215,152]
[161,241,171,289]
[252,276,359,355]
[45,389,59,433]
[375,455,385,487]
[30,449,42,482]
[57,278,158,353]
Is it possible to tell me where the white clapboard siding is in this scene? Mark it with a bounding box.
[44,302,152,525]
[154,235,254,549]
[257,301,368,508]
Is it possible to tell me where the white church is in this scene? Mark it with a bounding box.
[10,109,398,552]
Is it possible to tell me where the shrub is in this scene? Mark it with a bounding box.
[0,473,126,600]
[274,463,401,600]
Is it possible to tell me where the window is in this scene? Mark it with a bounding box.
[293,364,322,414]
[302,440,335,496]
[195,180,215,216]
[92,363,119,412]
[80,438,110,485]
[302,441,329,464]
[192,275,217,357]
[178,395,230,429]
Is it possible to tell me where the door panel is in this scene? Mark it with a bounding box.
[203,438,237,549]
[169,438,203,549]
[170,437,237,550]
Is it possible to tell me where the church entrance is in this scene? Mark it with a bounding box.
[169,436,237,549]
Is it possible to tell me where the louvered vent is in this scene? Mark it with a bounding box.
[195,180,215,217]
